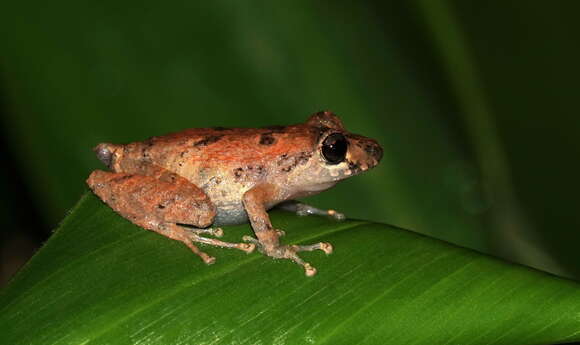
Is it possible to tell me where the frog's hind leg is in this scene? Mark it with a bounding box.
[87,170,254,264]
[160,224,254,264]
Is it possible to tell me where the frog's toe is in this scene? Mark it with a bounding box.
[304,263,317,277]
[281,248,318,277]
[184,226,224,238]
[187,232,257,256]
[200,253,216,265]
[210,227,224,237]
[242,235,258,244]
[271,245,328,276]
[292,242,333,255]
[320,242,333,254]
[328,209,346,220]
[239,242,256,253]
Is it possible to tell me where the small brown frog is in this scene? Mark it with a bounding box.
[87,111,382,276]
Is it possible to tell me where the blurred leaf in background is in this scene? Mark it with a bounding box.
[0,0,579,285]
[437,1,580,278]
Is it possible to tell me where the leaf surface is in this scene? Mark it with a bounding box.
[1,194,579,345]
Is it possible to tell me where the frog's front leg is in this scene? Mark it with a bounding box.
[87,170,254,264]
[276,200,345,220]
[242,184,333,276]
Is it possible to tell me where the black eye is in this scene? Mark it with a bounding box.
[322,133,348,164]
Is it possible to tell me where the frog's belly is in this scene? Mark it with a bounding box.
[212,203,249,226]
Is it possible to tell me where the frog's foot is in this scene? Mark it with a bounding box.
[158,224,255,265]
[277,201,345,220]
[242,233,333,276]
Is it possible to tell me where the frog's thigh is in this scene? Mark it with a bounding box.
[87,170,216,229]
[88,170,254,264]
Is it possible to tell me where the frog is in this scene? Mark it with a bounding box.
[86,111,382,276]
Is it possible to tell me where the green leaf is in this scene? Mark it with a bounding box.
[2,194,579,345]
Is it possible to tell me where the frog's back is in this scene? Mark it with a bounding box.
[101,125,314,186]
[137,125,316,170]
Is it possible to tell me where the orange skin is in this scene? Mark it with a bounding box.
[87,111,382,276]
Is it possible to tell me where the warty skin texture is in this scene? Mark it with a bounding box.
[87,111,382,276]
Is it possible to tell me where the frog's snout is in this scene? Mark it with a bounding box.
[342,137,383,177]
[360,139,382,169]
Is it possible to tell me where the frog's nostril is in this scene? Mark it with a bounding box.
[365,142,382,163]
[374,144,383,162]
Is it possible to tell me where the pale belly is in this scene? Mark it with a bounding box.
[200,179,254,226]
[212,202,249,226]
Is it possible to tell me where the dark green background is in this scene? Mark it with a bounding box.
[1,1,579,285]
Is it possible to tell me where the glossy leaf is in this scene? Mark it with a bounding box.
[1,193,579,345]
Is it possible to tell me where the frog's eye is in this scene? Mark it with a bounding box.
[321,133,348,164]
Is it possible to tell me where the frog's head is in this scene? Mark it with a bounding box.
[295,111,382,190]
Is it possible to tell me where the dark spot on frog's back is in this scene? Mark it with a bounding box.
[259,132,276,145]
[194,135,223,147]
